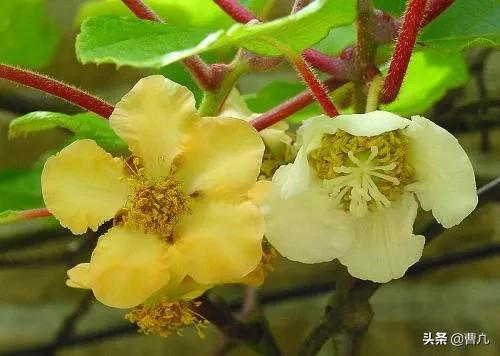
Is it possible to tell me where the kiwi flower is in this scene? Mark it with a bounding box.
[42,75,266,309]
[263,111,477,283]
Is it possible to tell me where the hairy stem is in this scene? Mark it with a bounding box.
[422,0,455,26]
[250,78,344,131]
[213,0,257,22]
[380,0,427,103]
[0,64,114,118]
[121,0,215,90]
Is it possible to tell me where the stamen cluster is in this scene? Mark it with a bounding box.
[125,298,208,338]
[122,159,190,242]
[309,130,413,215]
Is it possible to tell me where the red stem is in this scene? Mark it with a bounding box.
[0,64,114,118]
[20,208,52,219]
[292,0,312,12]
[293,57,338,117]
[213,0,258,23]
[422,0,455,27]
[121,0,215,90]
[250,79,344,131]
[380,0,427,104]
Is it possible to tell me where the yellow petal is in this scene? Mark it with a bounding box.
[42,140,128,235]
[174,197,264,285]
[248,180,271,206]
[110,76,199,180]
[219,89,254,120]
[89,226,172,309]
[174,117,264,196]
[66,263,91,289]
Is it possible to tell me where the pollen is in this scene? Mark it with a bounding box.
[125,298,209,338]
[309,130,413,216]
[121,158,190,243]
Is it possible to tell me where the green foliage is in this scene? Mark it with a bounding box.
[76,0,355,68]
[9,112,127,152]
[419,0,500,49]
[382,50,469,115]
[75,0,234,28]
[245,81,321,123]
[0,168,43,210]
[373,0,406,15]
[314,24,356,56]
[0,0,59,68]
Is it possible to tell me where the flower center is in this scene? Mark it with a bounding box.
[121,158,190,242]
[125,298,208,338]
[309,130,413,216]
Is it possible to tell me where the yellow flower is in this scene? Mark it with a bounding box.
[221,89,293,179]
[42,75,266,308]
[263,111,478,283]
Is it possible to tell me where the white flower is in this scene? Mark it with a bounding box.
[263,111,478,283]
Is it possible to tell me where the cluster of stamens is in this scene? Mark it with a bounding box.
[309,130,413,216]
[125,298,208,338]
[121,158,190,243]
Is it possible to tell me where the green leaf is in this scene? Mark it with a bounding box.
[314,24,356,56]
[373,0,406,15]
[0,168,43,211]
[9,112,127,152]
[419,0,500,49]
[76,0,356,68]
[382,50,469,116]
[75,0,234,28]
[0,0,59,68]
[245,81,322,123]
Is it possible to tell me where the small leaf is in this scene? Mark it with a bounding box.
[76,0,356,68]
[382,50,469,115]
[419,0,500,50]
[9,112,127,152]
[0,0,59,68]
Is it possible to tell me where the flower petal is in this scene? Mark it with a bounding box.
[42,140,128,235]
[404,116,478,228]
[110,75,199,180]
[338,194,425,283]
[174,197,264,285]
[248,180,271,206]
[89,226,171,309]
[333,111,411,137]
[66,263,91,289]
[263,165,353,263]
[220,89,254,120]
[174,117,264,196]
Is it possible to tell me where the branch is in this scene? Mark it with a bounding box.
[121,0,215,90]
[0,64,114,118]
[250,78,344,131]
[380,0,427,104]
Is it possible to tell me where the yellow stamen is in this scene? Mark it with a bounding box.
[121,158,190,242]
[309,130,413,216]
[125,298,209,338]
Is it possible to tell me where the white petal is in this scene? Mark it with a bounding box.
[404,116,478,228]
[333,111,411,137]
[280,147,311,198]
[263,165,353,263]
[338,194,425,283]
[109,75,198,180]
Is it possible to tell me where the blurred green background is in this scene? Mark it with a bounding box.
[0,0,499,355]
